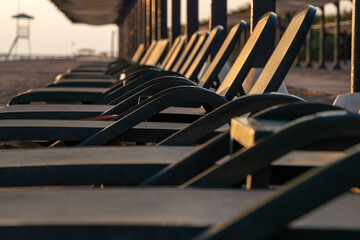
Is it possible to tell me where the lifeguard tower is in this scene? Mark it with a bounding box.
[6,13,34,60]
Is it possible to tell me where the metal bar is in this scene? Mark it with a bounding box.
[351,0,360,92]
[294,53,301,67]
[118,24,122,57]
[318,6,326,69]
[160,0,168,39]
[305,28,312,68]
[151,0,158,40]
[130,4,135,55]
[209,0,227,59]
[137,0,143,46]
[111,31,115,58]
[344,30,348,65]
[171,0,181,43]
[332,1,341,69]
[146,0,152,47]
[142,0,147,47]
[210,0,227,30]
[186,0,199,41]
[125,14,131,57]
[251,0,276,67]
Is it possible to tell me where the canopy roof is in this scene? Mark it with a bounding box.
[50,0,132,25]
[50,0,344,26]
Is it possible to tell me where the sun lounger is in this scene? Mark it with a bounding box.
[56,32,205,85]
[2,17,266,119]
[0,101,354,189]
[8,27,223,104]
[0,6,316,147]
[70,42,146,73]
[59,40,159,80]
[0,114,358,239]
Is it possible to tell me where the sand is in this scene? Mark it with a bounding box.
[0,59,351,106]
[284,62,351,104]
[0,58,352,148]
[0,59,81,106]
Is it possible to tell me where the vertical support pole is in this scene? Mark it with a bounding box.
[111,31,115,58]
[118,24,122,57]
[137,0,143,46]
[333,1,341,70]
[294,53,301,67]
[244,27,248,43]
[275,20,281,44]
[209,0,227,30]
[142,0,147,47]
[160,0,168,39]
[171,0,181,43]
[351,0,360,92]
[186,0,198,41]
[252,0,276,68]
[318,6,326,69]
[305,28,313,68]
[133,1,137,49]
[344,30,348,65]
[240,28,246,50]
[130,3,135,55]
[209,0,227,59]
[146,0,152,47]
[151,0,158,40]
[124,14,130,58]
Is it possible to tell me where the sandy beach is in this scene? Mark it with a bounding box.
[0,59,350,105]
[0,59,81,106]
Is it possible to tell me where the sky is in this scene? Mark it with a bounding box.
[0,0,351,55]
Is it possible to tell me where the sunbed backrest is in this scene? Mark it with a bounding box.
[131,43,145,63]
[216,12,277,100]
[160,36,182,69]
[184,26,224,81]
[249,5,317,94]
[178,32,209,75]
[198,22,245,89]
[139,40,157,65]
[163,36,187,71]
[171,32,201,72]
[145,39,169,65]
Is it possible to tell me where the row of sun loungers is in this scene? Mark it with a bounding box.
[0,5,359,239]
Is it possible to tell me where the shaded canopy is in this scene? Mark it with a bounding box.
[50,0,132,25]
[50,0,344,26]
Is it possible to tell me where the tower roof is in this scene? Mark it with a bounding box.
[12,13,34,19]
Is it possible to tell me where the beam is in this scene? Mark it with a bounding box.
[351,0,360,92]
[305,28,313,68]
[171,0,181,43]
[160,0,168,39]
[151,0,158,40]
[318,6,326,69]
[251,0,276,67]
[209,0,227,30]
[130,3,135,55]
[186,0,198,41]
[209,0,227,59]
[137,0,143,46]
[332,1,341,70]
[142,0,147,47]
[118,24,122,57]
[146,0,152,47]
[344,30,348,65]
[171,0,181,42]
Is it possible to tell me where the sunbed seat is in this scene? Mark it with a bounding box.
[0,188,357,239]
